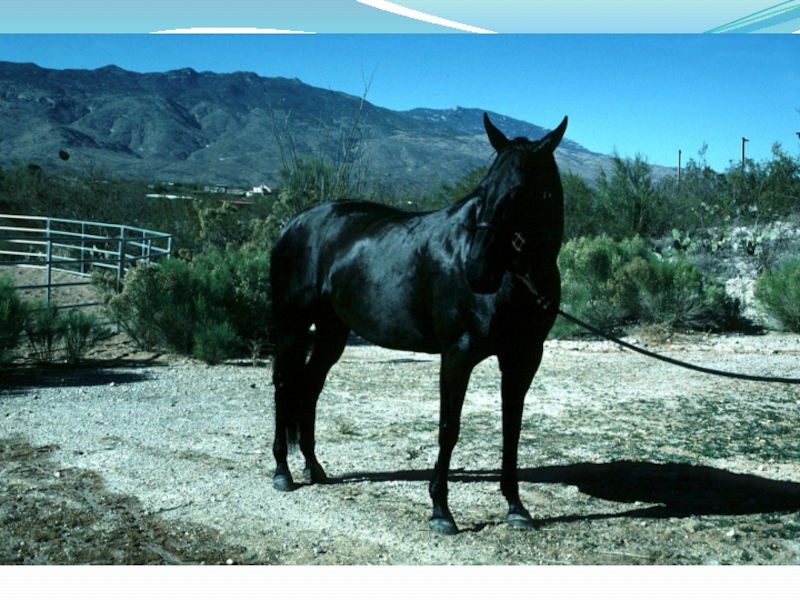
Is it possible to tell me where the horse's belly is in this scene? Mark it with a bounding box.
[352,324,441,354]
[331,286,440,354]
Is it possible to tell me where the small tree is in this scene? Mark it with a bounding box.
[562,171,599,241]
[596,153,665,240]
[425,166,488,211]
[268,81,372,231]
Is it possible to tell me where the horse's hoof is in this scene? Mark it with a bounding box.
[303,465,328,485]
[506,512,534,530]
[429,518,459,536]
[273,474,296,492]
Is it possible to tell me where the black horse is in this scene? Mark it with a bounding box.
[271,114,568,534]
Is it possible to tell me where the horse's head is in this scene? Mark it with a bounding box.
[465,113,567,295]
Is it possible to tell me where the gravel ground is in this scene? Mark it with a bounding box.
[2,330,800,565]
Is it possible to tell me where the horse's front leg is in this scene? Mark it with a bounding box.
[498,346,543,530]
[429,346,475,535]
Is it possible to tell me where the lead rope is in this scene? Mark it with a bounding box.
[515,272,800,385]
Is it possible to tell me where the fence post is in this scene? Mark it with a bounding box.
[45,217,52,305]
[117,225,127,291]
[80,221,86,275]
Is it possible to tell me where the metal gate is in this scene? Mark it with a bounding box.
[0,214,172,309]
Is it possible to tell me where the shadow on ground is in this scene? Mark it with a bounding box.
[332,461,800,523]
[0,361,163,394]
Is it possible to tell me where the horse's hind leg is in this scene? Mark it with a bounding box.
[272,324,310,492]
[296,315,350,485]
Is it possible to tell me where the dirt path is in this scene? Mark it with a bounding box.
[2,331,800,565]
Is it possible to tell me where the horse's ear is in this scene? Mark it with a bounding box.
[541,116,568,152]
[484,113,509,152]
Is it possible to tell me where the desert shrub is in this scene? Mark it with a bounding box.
[553,236,741,337]
[625,254,741,331]
[101,259,215,356]
[98,264,163,351]
[150,258,207,355]
[754,258,800,332]
[0,274,27,364]
[556,235,649,334]
[193,247,273,364]
[24,301,65,364]
[193,319,239,365]
[99,248,272,363]
[60,310,113,364]
[2,275,114,364]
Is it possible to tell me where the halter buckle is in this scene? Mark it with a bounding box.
[512,232,526,253]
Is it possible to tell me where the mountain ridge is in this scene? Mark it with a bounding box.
[0,61,674,190]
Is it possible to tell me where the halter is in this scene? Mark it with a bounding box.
[474,221,527,252]
[473,187,556,255]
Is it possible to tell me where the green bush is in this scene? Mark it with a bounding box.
[98,264,163,351]
[554,236,741,337]
[60,310,113,364]
[625,254,741,330]
[0,274,27,364]
[24,301,65,364]
[2,275,114,364]
[102,260,212,356]
[193,319,239,365]
[193,247,273,364]
[754,258,800,332]
[100,248,273,364]
[151,259,206,355]
[556,236,649,333]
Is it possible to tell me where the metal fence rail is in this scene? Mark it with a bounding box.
[0,214,172,310]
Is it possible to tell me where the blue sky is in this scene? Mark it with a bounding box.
[2,34,798,173]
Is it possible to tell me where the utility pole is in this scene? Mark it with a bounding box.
[741,137,749,175]
[677,149,681,187]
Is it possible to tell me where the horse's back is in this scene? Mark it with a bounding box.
[271,200,423,307]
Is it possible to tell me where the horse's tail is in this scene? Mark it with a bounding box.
[273,370,303,449]
[271,333,310,450]
[283,395,301,448]
[270,223,313,450]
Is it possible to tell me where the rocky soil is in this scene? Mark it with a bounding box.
[2,329,800,565]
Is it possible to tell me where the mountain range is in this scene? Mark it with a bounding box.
[0,61,673,192]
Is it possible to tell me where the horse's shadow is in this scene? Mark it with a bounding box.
[328,461,800,526]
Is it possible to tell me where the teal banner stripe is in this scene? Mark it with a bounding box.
[706,0,800,32]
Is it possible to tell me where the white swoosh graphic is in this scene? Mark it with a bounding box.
[357,0,496,33]
[152,27,315,34]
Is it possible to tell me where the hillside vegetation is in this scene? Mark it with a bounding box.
[1,119,799,365]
